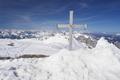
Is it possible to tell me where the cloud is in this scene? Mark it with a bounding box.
[12,15,32,23]
[27,2,72,16]
[79,2,88,8]
[78,15,97,21]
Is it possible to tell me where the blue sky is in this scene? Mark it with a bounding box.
[0,0,120,32]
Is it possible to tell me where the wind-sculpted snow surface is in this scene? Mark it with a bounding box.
[0,37,120,80]
[0,34,68,57]
[0,33,87,58]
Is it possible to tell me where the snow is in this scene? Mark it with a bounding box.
[0,33,69,57]
[74,33,89,38]
[95,37,112,48]
[0,38,62,57]
[0,37,120,80]
[43,33,68,44]
[0,33,87,57]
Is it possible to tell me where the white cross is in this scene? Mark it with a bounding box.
[58,10,87,50]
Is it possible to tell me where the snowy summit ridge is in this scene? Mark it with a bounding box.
[0,37,120,80]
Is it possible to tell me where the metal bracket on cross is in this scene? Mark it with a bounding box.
[57,10,87,50]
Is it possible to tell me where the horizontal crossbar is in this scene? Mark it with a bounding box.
[57,24,87,30]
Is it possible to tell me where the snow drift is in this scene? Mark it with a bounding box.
[0,33,87,58]
[0,37,120,80]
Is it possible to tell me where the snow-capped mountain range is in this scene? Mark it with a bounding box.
[0,30,119,48]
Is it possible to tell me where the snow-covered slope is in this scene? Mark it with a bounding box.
[0,39,64,57]
[0,37,120,80]
[0,33,87,57]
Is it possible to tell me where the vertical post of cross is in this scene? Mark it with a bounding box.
[69,10,73,50]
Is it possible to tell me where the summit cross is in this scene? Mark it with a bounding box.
[58,10,87,50]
